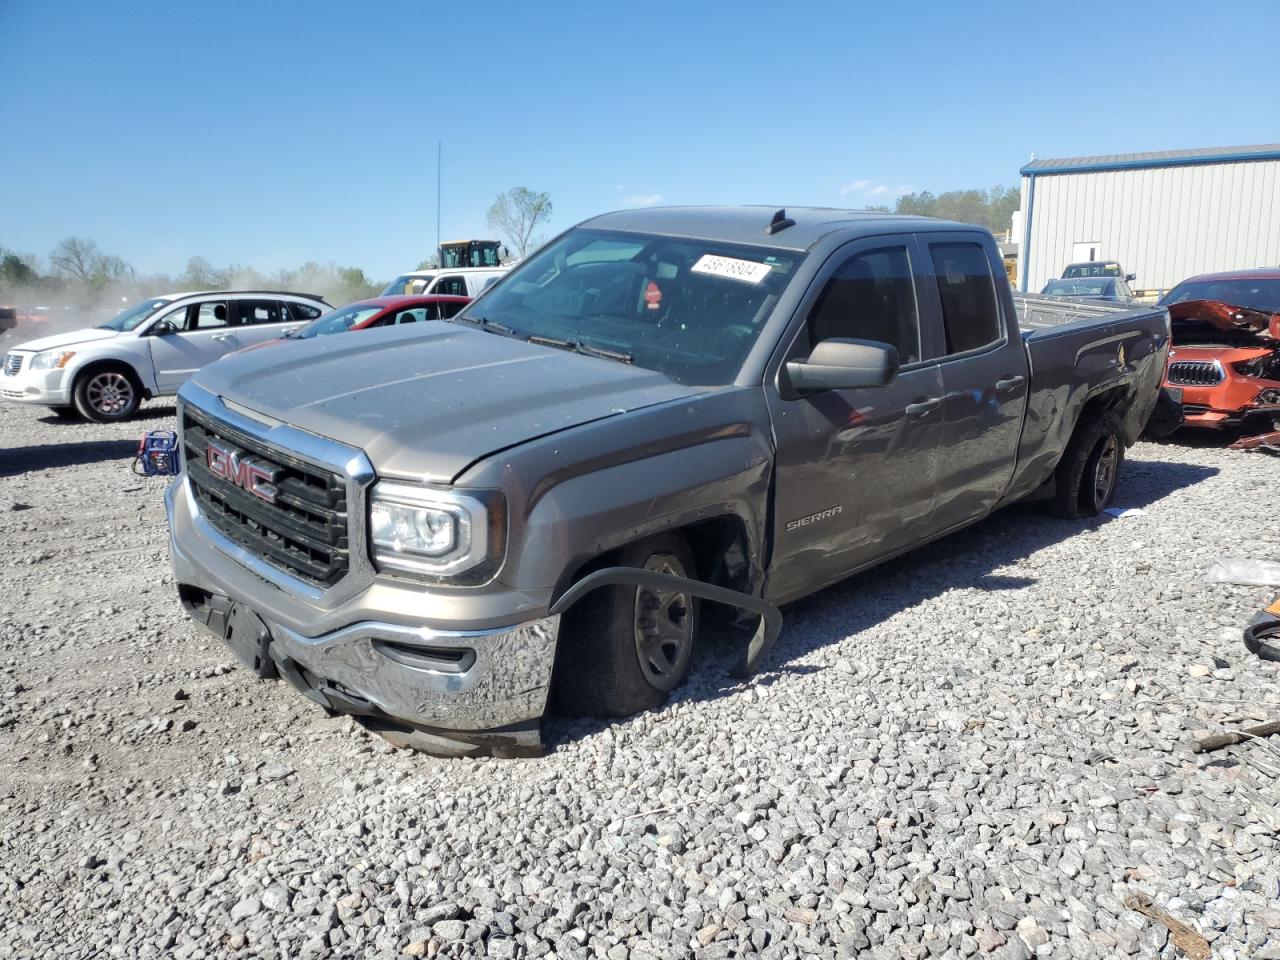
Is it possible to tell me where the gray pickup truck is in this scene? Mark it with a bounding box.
[166,207,1176,756]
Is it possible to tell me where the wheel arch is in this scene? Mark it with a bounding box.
[71,357,148,398]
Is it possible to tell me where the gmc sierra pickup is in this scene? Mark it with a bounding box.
[166,207,1175,756]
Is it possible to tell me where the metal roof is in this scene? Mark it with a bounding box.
[1021,144,1280,176]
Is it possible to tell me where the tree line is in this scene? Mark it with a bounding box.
[0,237,382,313]
[868,185,1020,234]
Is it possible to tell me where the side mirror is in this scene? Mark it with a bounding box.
[786,338,899,392]
[1125,273,1137,282]
[151,320,179,336]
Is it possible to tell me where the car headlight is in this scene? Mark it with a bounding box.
[30,350,76,370]
[368,481,504,581]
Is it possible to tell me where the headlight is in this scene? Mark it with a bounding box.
[368,481,503,580]
[30,350,76,370]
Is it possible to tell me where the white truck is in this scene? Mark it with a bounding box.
[1,290,331,421]
[380,266,509,299]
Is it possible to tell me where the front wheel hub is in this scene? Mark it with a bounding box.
[633,554,693,691]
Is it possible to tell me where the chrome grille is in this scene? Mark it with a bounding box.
[181,406,350,586]
[3,353,22,376]
[1167,360,1223,386]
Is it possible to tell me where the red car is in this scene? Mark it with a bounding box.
[230,294,472,356]
[1160,269,1280,433]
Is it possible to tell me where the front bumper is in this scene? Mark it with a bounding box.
[0,361,71,405]
[165,479,561,749]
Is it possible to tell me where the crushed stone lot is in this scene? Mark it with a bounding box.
[2,399,1279,960]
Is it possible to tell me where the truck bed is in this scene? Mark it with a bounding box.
[1013,292,1167,340]
[1003,293,1171,505]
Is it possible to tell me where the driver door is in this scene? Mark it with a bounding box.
[764,236,946,602]
[146,300,237,393]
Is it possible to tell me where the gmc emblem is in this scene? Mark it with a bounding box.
[206,440,279,503]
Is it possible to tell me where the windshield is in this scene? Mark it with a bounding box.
[1161,278,1280,312]
[1043,280,1111,297]
[453,228,801,386]
[97,298,171,331]
[381,274,434,296]
[293,304,385,338]
[1063,263,1120,278]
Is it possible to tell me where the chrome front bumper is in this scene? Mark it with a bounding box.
[166,479,560,738]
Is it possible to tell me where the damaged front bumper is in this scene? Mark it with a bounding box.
[166,480,560,756]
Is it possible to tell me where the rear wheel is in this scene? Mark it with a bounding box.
[74,367,141,422]
[555,532,699,717]
[1050,411,1125,518]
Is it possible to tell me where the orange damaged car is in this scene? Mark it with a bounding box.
[1160,269,1280,433]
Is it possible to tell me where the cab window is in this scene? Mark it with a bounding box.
[929,243,1001,355]
[434,275,468,297]
[805,246,921,364]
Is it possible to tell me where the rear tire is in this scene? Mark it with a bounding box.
[1050,410,1125,519]
[555,533,700,717]
[73,366,141,423]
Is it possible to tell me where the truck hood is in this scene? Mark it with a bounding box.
[8,327,120,352]
[190,321,704,482]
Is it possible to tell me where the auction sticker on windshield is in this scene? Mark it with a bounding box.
[691,254,773,284]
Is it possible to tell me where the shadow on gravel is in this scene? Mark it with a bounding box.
[542,458,1220,751]
[0,439,140,477]
[34,402,177,426]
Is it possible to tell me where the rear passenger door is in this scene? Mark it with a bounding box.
[919,234,1027,530]
[766,235,946,600]
[231,298,303,347]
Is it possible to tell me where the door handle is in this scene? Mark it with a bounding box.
[211,333,232,342]
[995,375,1026,393]
[905,398,941,417]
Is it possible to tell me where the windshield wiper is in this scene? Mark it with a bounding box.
[455,315,522,339]
[528,334,633,365]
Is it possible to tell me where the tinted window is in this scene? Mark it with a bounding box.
[439,299,468,318]
[287,301,323,322]
[806,246,920,364]
[239,299,284,325]
[192,302,229,329]
[930,243,1000,354]
[435,275,468,297]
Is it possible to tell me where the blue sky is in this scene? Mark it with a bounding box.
[2,0,1278,281]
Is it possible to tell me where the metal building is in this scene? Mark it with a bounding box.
[1017,144,1280,295]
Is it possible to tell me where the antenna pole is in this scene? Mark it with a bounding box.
[436,141,442,262]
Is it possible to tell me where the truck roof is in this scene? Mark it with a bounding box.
[581,205,974,252]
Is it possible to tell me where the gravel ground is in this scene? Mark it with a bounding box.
[1,399,1278,960]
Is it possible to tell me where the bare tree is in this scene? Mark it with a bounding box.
[486,188,553,259]
[49,237,102,283]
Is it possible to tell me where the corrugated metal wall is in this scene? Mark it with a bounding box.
[1018,159,1280,293]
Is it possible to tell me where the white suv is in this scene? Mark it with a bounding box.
[1,290,331,421]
